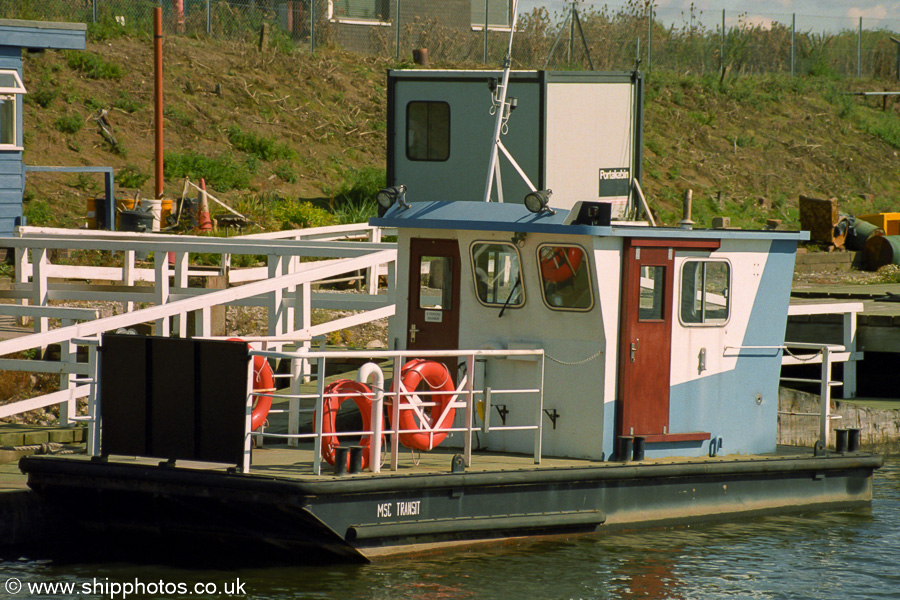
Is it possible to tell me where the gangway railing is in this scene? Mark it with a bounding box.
[0,223,397,428]
[243,347,546,475]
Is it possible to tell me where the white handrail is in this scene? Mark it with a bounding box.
[247,348,546,475]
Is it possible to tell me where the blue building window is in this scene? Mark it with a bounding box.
[0,70,26,149]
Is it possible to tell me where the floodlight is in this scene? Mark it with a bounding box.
[524,189,554,214]
[376,185,408,214]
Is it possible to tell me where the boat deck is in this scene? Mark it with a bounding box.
[52,443,838,484]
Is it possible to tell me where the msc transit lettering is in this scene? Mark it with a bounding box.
[376,500,422,518]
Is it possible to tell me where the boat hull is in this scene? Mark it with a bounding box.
[16,452,881,564]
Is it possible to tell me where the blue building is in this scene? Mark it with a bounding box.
[0,19,86,236]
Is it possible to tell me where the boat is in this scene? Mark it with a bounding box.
[15,2,882,564]
[17,195,882,564]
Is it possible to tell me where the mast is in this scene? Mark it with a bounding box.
[483,0,536,203]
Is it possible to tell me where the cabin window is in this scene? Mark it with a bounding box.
[419,255,453,310]
[328,0,390,23]
[680,260,730,325]
[0,70,25,149]
[537,244,593,311]
[470,242,523,308]
[407,101,450,161]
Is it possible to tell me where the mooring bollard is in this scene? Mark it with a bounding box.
[835,428,849,454]
[333,446,349,476]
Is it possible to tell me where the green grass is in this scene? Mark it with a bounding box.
[272,200,338,230]
[115,164,150,189]
[163,151,254,192]
[65,51,124,80]
[25,86,58,108]
[326,166,385,205]
[54,115,83,134]
[23,200,52,226]
[227,126,295,162]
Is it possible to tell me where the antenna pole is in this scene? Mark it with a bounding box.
[483,0,520,203]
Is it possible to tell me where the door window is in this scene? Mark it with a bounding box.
[419,256,452,310]
[639,265,666,321]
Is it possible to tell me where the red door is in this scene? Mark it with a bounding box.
[407,238,460,376]
[617,241,674,438]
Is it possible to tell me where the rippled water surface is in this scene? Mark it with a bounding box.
[3,458,898,599]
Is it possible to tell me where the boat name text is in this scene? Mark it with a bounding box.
[377,500,421,518]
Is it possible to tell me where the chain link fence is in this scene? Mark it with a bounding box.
[2,0,899,79]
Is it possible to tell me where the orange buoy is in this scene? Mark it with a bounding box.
[389,359,456,451]
[540,246,584,283]
[228,338,274,431]
[317,379,375,469]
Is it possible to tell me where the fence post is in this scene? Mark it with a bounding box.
[647,8,653,75]
[207,0,211,35]
[395,0,401,60]
[568,2,575,64]
[92,0,97,23]
[858,17,862,78]
[310,0,316,53]
[791,14,795,76]
[483,0,489,64]
[720,9,725,75]
[819,346,832,448]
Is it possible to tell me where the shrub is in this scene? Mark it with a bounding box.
[326,166,385,205]
[227,126,295,162]
[274,162,297,183]
[116,165,150,189]
[273,200,338,230]
[163,150,253,191]
[23,200,52,226]
[65,51,124,80]
[54,114,83,134]
[334,197,377,224]
[25,86,58,108]
[113,92,145,113]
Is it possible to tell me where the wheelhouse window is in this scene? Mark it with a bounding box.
[407,101,450,161]
[471,0,512,30]
[471,242,523,308]
[680,260,730,325]
[537,244,593,311]
[328,0,390,23]
[0,70,26,149]
[419,255,453,310]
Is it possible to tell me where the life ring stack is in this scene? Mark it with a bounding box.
[316,379,376,470]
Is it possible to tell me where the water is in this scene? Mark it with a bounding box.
[2,458,898,600]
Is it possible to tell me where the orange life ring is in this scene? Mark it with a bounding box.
[389,359,456,451]
[317,379,375,470]
[540,246,584,283]
[228,338,274,431]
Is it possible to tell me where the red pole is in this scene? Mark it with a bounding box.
[154,7,164,199]
[173,0,185,34]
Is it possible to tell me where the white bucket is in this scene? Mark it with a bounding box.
[139,198,163,231]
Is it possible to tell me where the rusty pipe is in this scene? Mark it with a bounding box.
[154,7,164,199]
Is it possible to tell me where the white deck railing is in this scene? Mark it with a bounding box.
[0,224,396,427]
[241,348,546,475]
